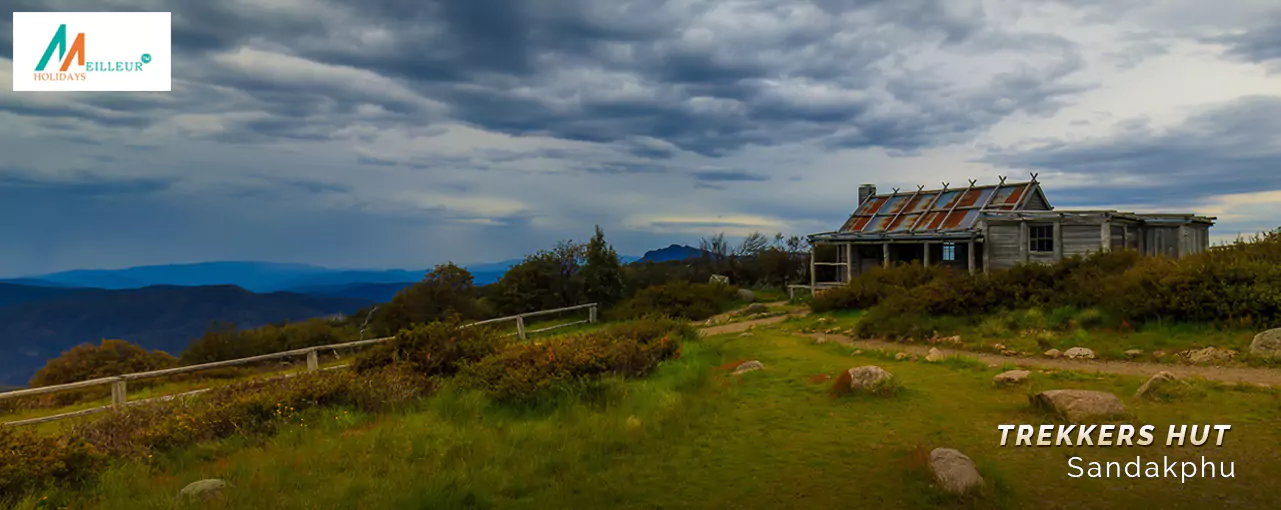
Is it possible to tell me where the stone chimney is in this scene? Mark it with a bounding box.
[858,184,877,206]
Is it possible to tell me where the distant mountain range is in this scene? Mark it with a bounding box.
[636,244,707,263]
[0,284,371,386]
[0,246,705,387]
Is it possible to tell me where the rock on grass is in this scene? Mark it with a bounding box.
[1030,389,1129,423]
[929,448,985,495]
[1251,328,1281,359]
[732,360,765,375]
[1135,371,1179,400]
[180,479,228,501]
[993,370,1030,387]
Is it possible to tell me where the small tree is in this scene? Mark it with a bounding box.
[490,241,586,315]
[372,262,481,336]
[580,225,626,306]
[32,339,178,387]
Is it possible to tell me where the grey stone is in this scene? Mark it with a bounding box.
[741,303,767,315]
[1249,329,1281,359]
[736,288,756,302]
[1124,349,1144,358]
[1043,349,1063,359]
[732,360,765,375]
[1135,371,1180,400]
[1064,347,1096,360]
[993,370,1031,386]
[845,366,893,392]
[709,274,730,285]
[929,448,985,495]
[1030,389,1129,422]
[925,347,945,362]
[894,352,909,361]
[180,479,228,500]
[1185,347,1237,364]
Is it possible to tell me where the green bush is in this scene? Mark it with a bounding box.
[811,263,953,313]
[459,316,691,404]
[0,428,107,503]
[612,282,739,321]
[353,319,508,376]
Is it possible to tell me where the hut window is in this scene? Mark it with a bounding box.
[942,242,956,261]
[1029,225,1054,253]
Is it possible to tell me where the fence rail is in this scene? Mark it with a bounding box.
[1,303,597,427]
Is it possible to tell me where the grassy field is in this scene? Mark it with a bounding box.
[15,320,1281,509]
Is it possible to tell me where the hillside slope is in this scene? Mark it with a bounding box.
[0,285,371,386]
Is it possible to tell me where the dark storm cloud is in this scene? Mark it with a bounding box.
[0,167,172,196]
[1218,17,1281,68]
[692,170,769,183]
[984,95,1281,206]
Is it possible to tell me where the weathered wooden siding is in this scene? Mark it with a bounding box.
[1022,191,1051,211]
[1061,225,1101,257]
[986,223,1022,269]
[1186,224,1210,255]
[1144,226,1180,257]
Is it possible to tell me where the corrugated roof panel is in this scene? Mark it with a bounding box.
[865,214,896,232]
[905,193,936,213]
[934,190,963,209]
[844,216,871,232]
[940,208,972,229]
[919,211,947,230]
[855,197,885,215]
[955,188,984,208]
[1003,185,1027,205]
[879,195,906,215]
[887,213,921,232]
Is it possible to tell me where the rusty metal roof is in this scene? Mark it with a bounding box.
[828,180,1050,240]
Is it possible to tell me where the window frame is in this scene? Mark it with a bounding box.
[1028,224,1054,253]
[941,242,956,261]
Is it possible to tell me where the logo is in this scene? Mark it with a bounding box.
[13,12,171,92]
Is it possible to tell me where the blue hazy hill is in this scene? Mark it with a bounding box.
[636,244,706,263]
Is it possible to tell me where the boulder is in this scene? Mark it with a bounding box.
[929,448,985,495]
[845,366,894,392]
[1043,349,1063,359]
[1249,329,1281,359]
[732,360,765,375]
[736,288,756,302]
[180,479,228,501]
[925,347,945,362]
[1030,389,1129,422]
[1135,371,1179,400]
[1124,349,1144,359]
[738,332,753,338]
[709,274,730,285]
[742,303,768,315]
[1064,347,1096,360]
[894,352,909,361]
[993,370,1031,387]
[1185,347,1237,364]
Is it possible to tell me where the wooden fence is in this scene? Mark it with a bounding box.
[0,303,598,428]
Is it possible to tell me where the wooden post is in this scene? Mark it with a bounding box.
[589,304,598,323]
[516,315,527,340]
[306,349,319,372]
[110,380,126,411]
[1176,224,1187,258]
[922,242,931,267]
[809,245,817,288]
[882,243,890,268]
[981,222,991,273]
[851,244,861,279]
[1052,220,1063,262]
[845,243,854,283]
[1101,218,1112,253]
[967,240,976,274]
[1019,221,1029,263]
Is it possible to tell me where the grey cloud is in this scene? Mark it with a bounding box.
[692,170,769,183]
[1218,18,1281,69]
[984,95,1281,206]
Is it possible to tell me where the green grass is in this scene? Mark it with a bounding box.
[952,318,1259,362]
[13,325,1281,509]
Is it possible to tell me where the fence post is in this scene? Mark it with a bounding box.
[516,315,527,340]
[306,349,319,372]
[110,379,126,411]
[589,304,598,323]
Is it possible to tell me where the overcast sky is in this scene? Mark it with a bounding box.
[3,0,1281,276]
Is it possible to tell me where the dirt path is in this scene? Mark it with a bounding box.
[694,304,1281,386]
[802,333,1281,386]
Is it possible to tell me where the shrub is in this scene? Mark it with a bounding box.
[612,282,739,321]
[29,339,180,406]
[0,428,107,503]
[811,263,953,313]
[353,319,508,376]
[459,316,691,403]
